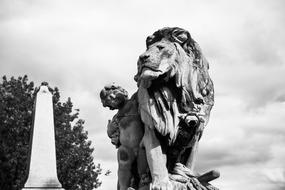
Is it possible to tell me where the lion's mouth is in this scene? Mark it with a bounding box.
[141,65,163,73]
[138,65,174,89]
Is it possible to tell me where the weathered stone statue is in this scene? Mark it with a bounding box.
[101,27,219,190]
[100,84,150,190]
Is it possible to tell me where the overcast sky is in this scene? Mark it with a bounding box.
[1,0,285,189]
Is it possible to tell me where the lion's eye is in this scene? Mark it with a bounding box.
[157,45,164,50]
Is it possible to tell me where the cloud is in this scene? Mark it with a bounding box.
[196,96,285,190]
[1,0,285,190]
[90,132,117,162]
[265,168,285,190]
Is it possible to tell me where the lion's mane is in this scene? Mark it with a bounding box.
[137,27,214,145]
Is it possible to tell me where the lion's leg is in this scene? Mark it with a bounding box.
[185,140,199,171]
[136,148,150,190]
[142,125,172,190]
[184,122,204,172]
[117,146,135,190]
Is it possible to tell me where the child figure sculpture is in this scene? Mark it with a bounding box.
[100,84,150,190]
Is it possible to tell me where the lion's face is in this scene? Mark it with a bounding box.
[135,40,187,89]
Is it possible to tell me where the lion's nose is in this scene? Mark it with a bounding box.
[139,54,150,62]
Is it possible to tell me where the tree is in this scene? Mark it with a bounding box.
[0,75,102,190]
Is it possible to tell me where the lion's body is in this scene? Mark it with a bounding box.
[135,27,214,190]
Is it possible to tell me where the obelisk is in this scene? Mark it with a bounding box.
[23,83,64,190]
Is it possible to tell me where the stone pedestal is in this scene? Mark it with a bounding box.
[23,85,64,190]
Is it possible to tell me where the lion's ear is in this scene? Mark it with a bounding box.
[175,32,188,44]
[146,35,155,47]
[172,29,190,44]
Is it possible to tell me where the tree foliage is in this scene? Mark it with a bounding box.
[0,75,101,190]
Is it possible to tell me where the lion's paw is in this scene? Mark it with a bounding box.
[150,179,173,190]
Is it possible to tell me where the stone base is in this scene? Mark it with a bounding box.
[169,163,219,190]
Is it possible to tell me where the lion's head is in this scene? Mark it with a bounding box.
[135,39,185,89]
[136,27,213,112]
[100,84,128,110]
[136,27,214,143]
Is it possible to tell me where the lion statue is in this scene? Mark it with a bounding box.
[135,27,215,190]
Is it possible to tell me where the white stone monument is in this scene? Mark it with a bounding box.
[23,84,64,190]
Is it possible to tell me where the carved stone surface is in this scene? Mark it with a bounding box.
[23,84,64,190]
[100,84,150,190]
[101,27,218,190]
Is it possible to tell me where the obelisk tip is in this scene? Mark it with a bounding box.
[39,82,50,94]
